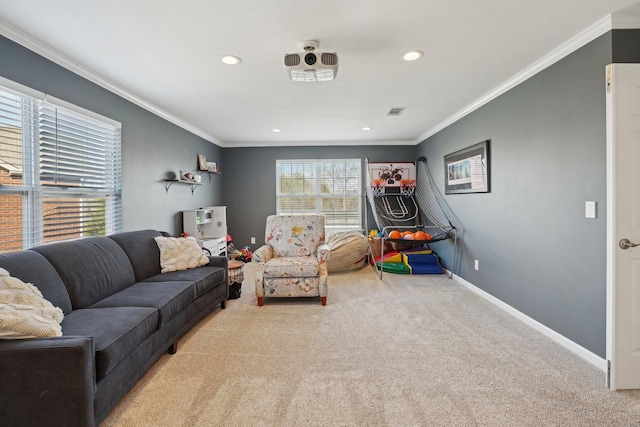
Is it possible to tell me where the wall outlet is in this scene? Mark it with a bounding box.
[474,260,479,271]
[251,237,256,244]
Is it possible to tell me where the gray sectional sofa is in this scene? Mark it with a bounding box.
[0,229,228,427]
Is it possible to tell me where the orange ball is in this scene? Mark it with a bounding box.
[414,231,427,240]
[388,230,401,239]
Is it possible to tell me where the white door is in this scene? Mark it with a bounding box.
[606,63,640,390]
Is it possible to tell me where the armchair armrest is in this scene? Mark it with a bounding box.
[317,244,331,263]
[0,336,96,427]
[253,245,274,263]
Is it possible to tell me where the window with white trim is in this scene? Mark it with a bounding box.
[276,159,362,231]
[0,77,122,253]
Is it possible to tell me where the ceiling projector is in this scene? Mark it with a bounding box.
[284,40,338,82]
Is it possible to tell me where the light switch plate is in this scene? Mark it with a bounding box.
[585,201,596,219]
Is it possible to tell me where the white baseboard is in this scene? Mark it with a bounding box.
[446,270,607,372]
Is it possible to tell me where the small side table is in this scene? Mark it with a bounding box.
[228,260,245,299]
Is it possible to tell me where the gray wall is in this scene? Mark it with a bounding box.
[4,26,640,359]
[221,145,416,251]
[0,36,223,236]
[417,33,614,357]
[612,29,640,62]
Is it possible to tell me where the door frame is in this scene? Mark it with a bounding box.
[605,62,640,390]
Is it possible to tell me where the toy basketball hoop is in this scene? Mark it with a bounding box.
[399,179,416,196]
[371,179,385,197]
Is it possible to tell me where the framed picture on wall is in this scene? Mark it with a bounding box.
[444,139,490,194]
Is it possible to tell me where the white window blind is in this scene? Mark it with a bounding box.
[276,159,362,230]
[0,78,121,253]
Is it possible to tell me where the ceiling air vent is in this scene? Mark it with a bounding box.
[387,107,406,116]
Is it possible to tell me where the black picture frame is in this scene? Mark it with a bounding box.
[444,140,490,194]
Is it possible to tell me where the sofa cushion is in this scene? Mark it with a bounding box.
[32,237,136,309]
[90,281,195,328]
[61,307,158,380]
[0,251,72,314]
[263,257,320,277]
[108,229,163,282]
[154,236,209,273]
[144,266,226,298]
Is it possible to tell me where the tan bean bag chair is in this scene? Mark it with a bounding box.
[326,231,369,272]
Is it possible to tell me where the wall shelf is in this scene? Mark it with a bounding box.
[199,170,221,182]
[163,179,203,195]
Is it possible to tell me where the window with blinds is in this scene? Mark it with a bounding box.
[0,78,121,253]
[276,159,362,230]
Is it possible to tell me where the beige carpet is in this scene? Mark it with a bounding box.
[102,263,640,426]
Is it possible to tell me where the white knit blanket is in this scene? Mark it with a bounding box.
[0,267,64,339]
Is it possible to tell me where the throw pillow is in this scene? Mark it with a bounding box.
[154,236,209,273]
[0,267,64,339]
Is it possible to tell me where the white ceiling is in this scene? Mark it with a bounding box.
[1,1,639,147]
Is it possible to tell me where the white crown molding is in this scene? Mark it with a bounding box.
[0,18,221,146]
[220,138,416,148]
[417,13,640,144]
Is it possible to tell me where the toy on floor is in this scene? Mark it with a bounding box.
[370,246,443,275]
[235,246,252,262]
[226,235,252,262]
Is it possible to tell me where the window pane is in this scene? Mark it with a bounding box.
[277,161,316,195]
[277,159,361,230]
[0,125,23,186]
[278,196,316,214]
[0,80,121,253]
[39,102,116,189]
[0,193,24,252]
[322,196,360,228]
[346,177,359,194]
[43,196,107,242]
[0,88,37,187]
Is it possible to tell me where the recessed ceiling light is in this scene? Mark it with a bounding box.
[402,50,423,61]
[221,55,242,65]
[362,127,372,131]
[271,128,281,133]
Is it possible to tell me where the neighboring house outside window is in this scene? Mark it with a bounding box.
[276,159,362,231]
[0,77,122,253]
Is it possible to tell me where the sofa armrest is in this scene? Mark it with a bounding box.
[207,255,228,270]
[0,336,96,427]
[207,255,229,284]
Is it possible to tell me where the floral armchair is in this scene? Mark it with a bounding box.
[254,215,330,306]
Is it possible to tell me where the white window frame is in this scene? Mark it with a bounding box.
[0,76,122,252]
[276,159,362,231]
